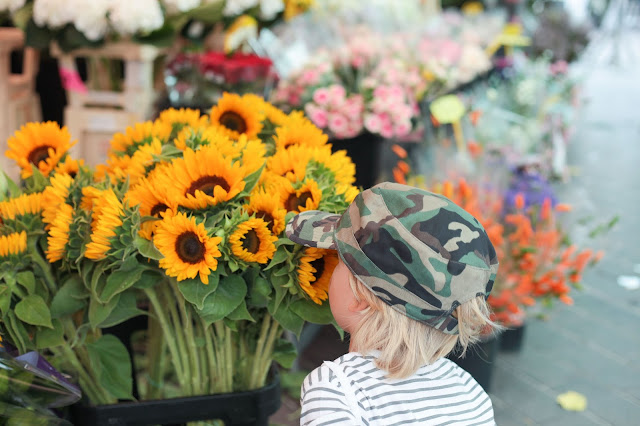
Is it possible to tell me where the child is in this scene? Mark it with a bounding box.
[286,182,500,425]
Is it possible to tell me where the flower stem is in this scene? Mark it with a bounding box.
[258,319,281,388]
[162,284,192,395]
[57,342,115,405]
[201,318,217,393]
[28,239,56,293]
[144,287,186,391]
[172,284,201,395]
[249,315,271,389]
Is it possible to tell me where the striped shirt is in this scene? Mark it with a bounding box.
[300,352,495,425]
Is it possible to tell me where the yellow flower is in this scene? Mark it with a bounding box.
[229,218,277,264]
[235,135,266,175]
[0,231,27,258]
[5,122,76,179]
[336,183,360,203]
[126,176,176,218]
[109,121,172,157]
[324,149,356,185]
[156,146,248,210]
[42,173,73,227]
[54,157,84,177]
[266,145,314,182]
[46,203,74,263]
[154,212,222,283]
[243,94,289,126]
[97,139,163,185]
[156,108,208,131]
[0,192,43,221]
[296,248,338,304]
[210,93,264,140]
[284,0,314,20]
[80,186,104,211]
[274,114,328,150]
[85,189,124,260]
[279,179,322,212]
[245,189,287,235]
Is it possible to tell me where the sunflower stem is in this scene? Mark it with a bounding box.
[258,318,281,388]
[225,325,233,391]
[146,303,167,400]
[144,287,186,392]
[28,239,56,293]
[172,283,202,395]
[250,314,271,389]
[163,283,192,395]
[201,318,217,393]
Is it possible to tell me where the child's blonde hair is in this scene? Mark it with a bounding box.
[347,273,501,379]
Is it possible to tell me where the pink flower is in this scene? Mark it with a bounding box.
[305,104,329,128]
[364,114,382,133]
[328,113,349,136]
[328,85,346,108]
[300,69,320,85]
[313,88,330,106]
[394,122,411,137]
[380,121,395,139]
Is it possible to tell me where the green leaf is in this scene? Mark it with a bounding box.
[178,272,220,310]
[265,247,291,270]
[0,285,11,317]
[243,163,266,195]
[270,299,304,336]
[134,236,164,261]
[90,262,109,295]
[99,266,144,304]
[89,294,120,329]
[24,19,53,50]
[36,319,65,349]
[133,23,177,48]
[100,292,147,328]
[248,276,272,308]
[15,295,53,328]
[269,273,290,314]
[6,312,31,353]
[290,298,334,325]
[226,300,254,322]
[58,24,103,52]
[86,335,133,400]
[133,270,165,289]
[50,276,87,319]
[16,271,36,295]
[183,2,225,23]
[272,338,297,369]
[197,275,247,325]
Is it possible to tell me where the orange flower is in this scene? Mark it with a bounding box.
[467,140,482,158]
[470,110,482,126]
[396,160,410,175]
[555,203,572,212]
[514,193,525,210]
[540,198,552,221]
[392,167,406,185]
[391,144,408,159]
[559,295,574,305]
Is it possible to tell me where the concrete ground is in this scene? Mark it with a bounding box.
[270,24,640,426]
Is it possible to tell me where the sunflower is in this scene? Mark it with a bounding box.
[0,231,27,258]
[154,212,222,283]
[284,0,313,20]
[266,145,314,182]
[5,122,76,179]
[156,108,209,133]
[109,121,172,157]
[279,179,322,212]
[46,203,74,263]
[324,149,356,185]
[274,115,328,150]
[229,218,277,264]
[210,93,264,140]
[0,192,43,221]
[336,183,360,203]
[243,94,288,126]
[54,157,84,177]
[245,190,287,235]
[42,173,73,227]
[85,189,124,260]
[126,176,177,240]
[80,186,104,211]
[296,248,338,304]
[155,146,248,210]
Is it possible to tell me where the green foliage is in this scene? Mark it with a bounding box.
[15,295,53,329]
[196,275,247,325]
[86,335,134,400]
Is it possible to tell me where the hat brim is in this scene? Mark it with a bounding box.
[285,210,341,250]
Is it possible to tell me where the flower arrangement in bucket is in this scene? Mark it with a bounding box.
[390,146,605,328]
[0,94,358,415]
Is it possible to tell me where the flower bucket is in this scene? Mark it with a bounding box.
[499,323,526,352]
[70,368,281,426]
[330,133,382,189]
[447,334,499,392]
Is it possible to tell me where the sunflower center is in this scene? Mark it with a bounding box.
[242,229,260,254]
[186,176,231,197]
[150,203,169,217]
[285,191,312,212]
[28,145,53,166]
[310,257,325,281]
[254,211,275,232]
[175,231,205,264]
[219,111,247,133]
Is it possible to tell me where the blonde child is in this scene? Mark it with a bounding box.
[286,182,500,425]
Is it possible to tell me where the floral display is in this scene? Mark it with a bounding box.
[0,95,357,407]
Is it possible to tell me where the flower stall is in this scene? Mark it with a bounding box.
[0,94,358,424]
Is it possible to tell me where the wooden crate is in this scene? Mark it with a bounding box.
[52,42,165,166]
[0,28,41,180]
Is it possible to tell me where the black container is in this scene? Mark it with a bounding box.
[500,323,526,352]
[70,370,281,426]
[447,335,499,392]
[330,133,382,189]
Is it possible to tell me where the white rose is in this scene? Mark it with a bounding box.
[259,0,283,20]
[163,0,201,13]
[109,0,164,35]
[223,0,259,17]
[70,0,111,41]
[33,0,74,28]
[0,0,26,13]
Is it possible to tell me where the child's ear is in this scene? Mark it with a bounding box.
[348,299,369,313]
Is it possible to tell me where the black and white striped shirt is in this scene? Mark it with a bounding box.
[300,352,495,425]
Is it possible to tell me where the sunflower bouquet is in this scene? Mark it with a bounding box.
[0,93,357,410]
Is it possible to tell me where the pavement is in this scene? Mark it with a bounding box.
[270,25,640,426]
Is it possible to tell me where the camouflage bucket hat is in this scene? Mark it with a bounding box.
[286,182,499,335]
